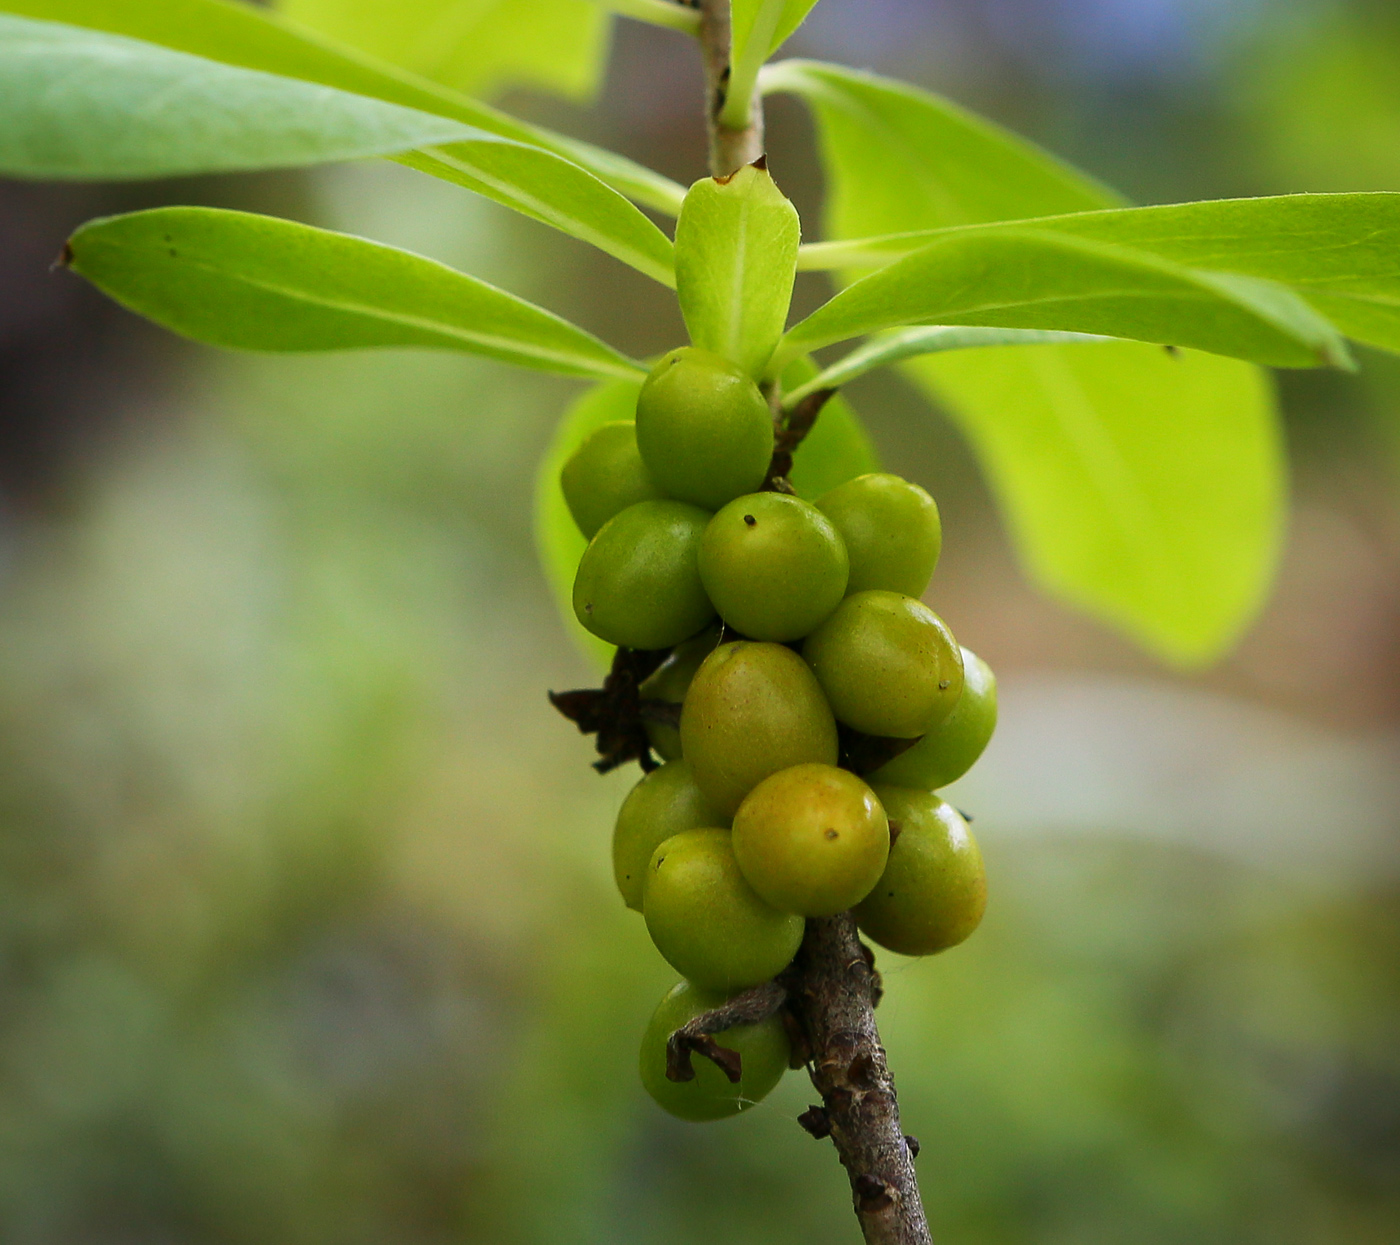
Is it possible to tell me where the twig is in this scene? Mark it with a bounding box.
[697,0,764,176]
[665,978,789,1081]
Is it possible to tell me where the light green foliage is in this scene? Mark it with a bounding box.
[675,165,801,378]
[762,59,1123,235]
[398,142,676,286]
[775,57,1290,662]
[0,0,685,212]
[534,378,642,670]
[724,0,821,128]
[911,342,1284,665]
[698,493,849,641]
[778,228,1351,371]
[778,359,881,497]
[642,828,803,990]
[67,206,645,378]
[731,763,889,917]
[278,0,609,103]
[0,15,482,179]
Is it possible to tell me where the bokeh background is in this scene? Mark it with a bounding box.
[2,0,1399,1241]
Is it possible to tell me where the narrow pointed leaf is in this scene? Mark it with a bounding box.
[0,0,686,214]
[397,142,674,286]
[66,207,646,380]
[724,0,820,129]
[675,163,801,377]
[761,58,1122,238]
[781,326,1108,409]
[778,228,1351,372]
[912,342,1285,666]
[0,15,494,180]
[590,0,701,34]
[797,193,1400,355]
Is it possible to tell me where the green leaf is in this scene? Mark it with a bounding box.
[797,193,1400,355]
[0,0,686,214]
[534,379,640,672]
[723,0,821,129]
[781,326,1108,410]
[591,0,701,35]
[911,342,1286,666]
[0,15,496,180]
[780,358,881,499]
[778,227,1352,372]
[760,58,1122,239]
[396,142,675,287]
[277,0,610,104]
[675,163,801,377]
[66,207,646,380]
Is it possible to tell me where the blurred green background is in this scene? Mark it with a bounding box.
[1,1,1398,1241]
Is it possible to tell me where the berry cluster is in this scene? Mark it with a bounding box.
[560,346,996,1122]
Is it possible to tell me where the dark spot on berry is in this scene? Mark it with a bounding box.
[938,679,950,689]
[743,514,757,526]
[824,828,838,840]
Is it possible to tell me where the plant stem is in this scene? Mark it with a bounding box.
[686,12,932,1240]
[697,0,765,176]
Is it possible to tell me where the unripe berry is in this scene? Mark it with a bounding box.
[732,764,889,916]
[870,647,997,790]
[572,499,715,650]
[698,493,849,641]
[643,829,803,991]
[635,347,774,510]
[559,421,664,539]
[816,473,941,598]
[680,641,839,817]
[637,626,722,761]
[613,760,727,910]
[803,590,963,738]
[639,980,790,1121]
[855,787,986,956]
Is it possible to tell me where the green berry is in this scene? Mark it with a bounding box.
[680,641,839,817]
[643,829,803,991]
[816,473,941,597]
[803,590,963,738]
[635,347,774,511]
[613,760,727,910]
[698,493,849,641]
[638,626,723,761]
[572,499,715,650]
[639,980,790,1121]
[732,764,889,916]
[560,421,663,539]
[870,648,997,790]
[855,787,986,956]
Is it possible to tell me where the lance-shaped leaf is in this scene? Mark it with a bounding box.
[0,15,490,180]
[911,342,1286,666]
[797,193,1400,353]
[66,207,646,380]
[776,228,1351,372]
[761,59,1122,236]
[781,326,1109,409]
[0,0,686,214]
[397,143,674,287]
[675,163,801,377]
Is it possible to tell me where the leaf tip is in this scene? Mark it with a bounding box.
[52,240,74,272]
[752,154,769,172]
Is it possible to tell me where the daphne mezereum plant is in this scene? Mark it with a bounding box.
[3,1,1398,1241]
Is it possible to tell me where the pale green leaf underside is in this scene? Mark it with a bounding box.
[781,326,1108,409]
[797,193,1400,356]
[398,143,675,287]
[67,207,646,380]
[778,228,1351,372]
[0,0,685,214]
[913,342,1285,666]
[535,358,878,669]
[675,165,801,377]
[278,0,610,106]
[0,14,486,179]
